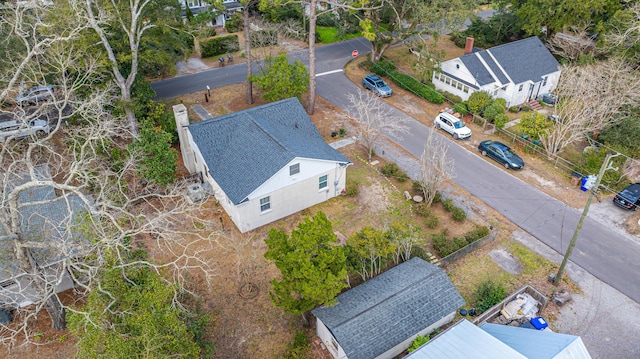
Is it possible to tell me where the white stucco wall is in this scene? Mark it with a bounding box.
[232,161,348,232]
[316,318,348,359]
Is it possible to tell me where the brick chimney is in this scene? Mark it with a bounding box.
[465,37,474,55]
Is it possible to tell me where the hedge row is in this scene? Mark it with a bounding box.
[370,60,444,104]
[200,35,240,58]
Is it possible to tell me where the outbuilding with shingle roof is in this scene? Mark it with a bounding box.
[311,257,465,359]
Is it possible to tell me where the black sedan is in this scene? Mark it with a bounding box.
[613,183,640,211]
[478,140,525,170]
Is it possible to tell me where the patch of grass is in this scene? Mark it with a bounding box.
[507,242,553,275]
[317,27,362,44]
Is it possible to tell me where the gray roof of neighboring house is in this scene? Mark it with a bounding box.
[311,257,465,359]
[188,98,350,205]
[405,320,526,359]
[0,166,93,280]
[460,36,560,86]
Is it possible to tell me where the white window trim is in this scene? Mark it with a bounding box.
[319,175,328,190]
[260,196,271,213]
[290,163,300,176]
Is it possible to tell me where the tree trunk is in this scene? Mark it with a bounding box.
[124,104,139,137]
[44,293,66,330]
[307,0,316,115]
[244,7,254,104]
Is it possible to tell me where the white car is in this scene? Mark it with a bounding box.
[0,119,50,142]
[433,112,471,139]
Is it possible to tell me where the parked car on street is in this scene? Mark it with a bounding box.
[362,74,392,97]
[15,85,55,106]
[0,119,50,142]
[478,140,525,170]
[613,183,640,211]
[434,112,471,139]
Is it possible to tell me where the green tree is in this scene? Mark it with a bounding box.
[68,251,203,358]
[361,0,477,62]
[130,102,178,187]
[264,212,347,317]
[347,226,395,280]
[251,52,309,102]
[519,111,552,140]
[497,0,621,36]
[466,91,493,114]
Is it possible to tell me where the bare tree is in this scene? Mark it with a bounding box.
[601,2,640,66]
[0,9,220,347]
[419,128,454,206]
[540,58,640,158]
[546,27,597,63]
[348,91,408,161]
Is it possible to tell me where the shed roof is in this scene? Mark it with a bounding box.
[460,36,559,86]
[188,98,349,205]
[312,257,464,359]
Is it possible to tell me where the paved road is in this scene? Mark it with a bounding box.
[152,37,640,305]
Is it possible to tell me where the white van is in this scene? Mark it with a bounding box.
[0,120,50,142]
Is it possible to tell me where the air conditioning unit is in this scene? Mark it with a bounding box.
[187,183,207,202]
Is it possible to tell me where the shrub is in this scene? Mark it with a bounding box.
[225,13,242,33]
[425,214,439,229]
[493,113,509,129]
[441,91,462,104]
[453,103,468,115]
[494,98,507,109]
[371,59,397,76]
[412,180,423,194]
[483,101,505,122]
[451,206,467,221]
[431,232,455,257]
[414,203,431,217]
[380,162,408,182]
[473,279,506,313]
[200,35,240,58]
[250,29,278,47]
[282,330,310,359]
[466,91,492,114]
[345,178,360,196]
[392,72,444,104]
[464,225,490,244]
[508,105,520,113]
[442,197,454,212]
[432,191,442,203]
[408,335,430,353]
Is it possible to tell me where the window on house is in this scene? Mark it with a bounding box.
[463,86,469,93]
[542,76,548,86]
[319,175,328,190]
[445,77,451,85]
[456,82,463,90]
[518,84,523,92]
[260,196,271,212]
[289,163,300,176]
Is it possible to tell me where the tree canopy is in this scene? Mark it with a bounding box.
[251,52,309,102]
[264,212,347,315]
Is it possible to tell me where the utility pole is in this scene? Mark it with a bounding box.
[553,152,620,285]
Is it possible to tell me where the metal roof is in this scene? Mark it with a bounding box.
[406,319,526,359]
[188,98,350,205]
[312,257,465,359]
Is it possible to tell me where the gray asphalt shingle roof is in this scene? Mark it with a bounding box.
[0,166,92,280]
[460,36,559,86]
[312,257,465,359]
[188,98,350,204]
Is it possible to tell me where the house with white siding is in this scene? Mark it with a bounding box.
[173,98,351,233]
[177,0,242,27]
[433,36,561,108]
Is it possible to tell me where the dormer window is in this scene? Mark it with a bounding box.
[290,163,300,176]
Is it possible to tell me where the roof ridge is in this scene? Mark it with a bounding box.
[330,266,440,329]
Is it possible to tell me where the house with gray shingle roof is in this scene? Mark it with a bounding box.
[433,36,561,107]
[0,165,92,307]
[311,257,465,359]
[173,97,351,233]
